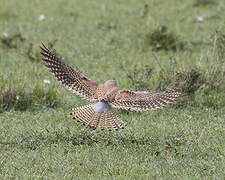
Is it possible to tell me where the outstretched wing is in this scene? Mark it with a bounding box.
[40,44,99,102]
[110,90,181,111]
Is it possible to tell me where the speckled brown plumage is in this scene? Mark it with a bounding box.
[110,90,181,111]
[40,44,181,131]
[40,44,99,102]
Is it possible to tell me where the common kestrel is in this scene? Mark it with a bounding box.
[40,44,181,131]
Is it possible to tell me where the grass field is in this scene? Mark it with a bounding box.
[0,0,225,179]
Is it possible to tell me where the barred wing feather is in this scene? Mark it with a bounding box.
[40,44,99,102]
[110,90,181,111]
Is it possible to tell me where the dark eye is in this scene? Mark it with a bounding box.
[82,77,87,80]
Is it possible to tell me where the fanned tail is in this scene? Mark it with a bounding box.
[70,104,125,131]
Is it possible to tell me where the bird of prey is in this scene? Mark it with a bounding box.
[40,44,181,131]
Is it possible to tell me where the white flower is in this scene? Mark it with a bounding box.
[3,32,8,37]
[39,14,45,21]
[44,79,51,84]
[196,16,204,22]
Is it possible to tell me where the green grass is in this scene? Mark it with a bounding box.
[0,0,225,179]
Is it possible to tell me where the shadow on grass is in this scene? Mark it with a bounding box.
[0,131,157,148]
[0,129,182,157]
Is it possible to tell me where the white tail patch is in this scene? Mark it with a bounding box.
[92,101,111,113]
